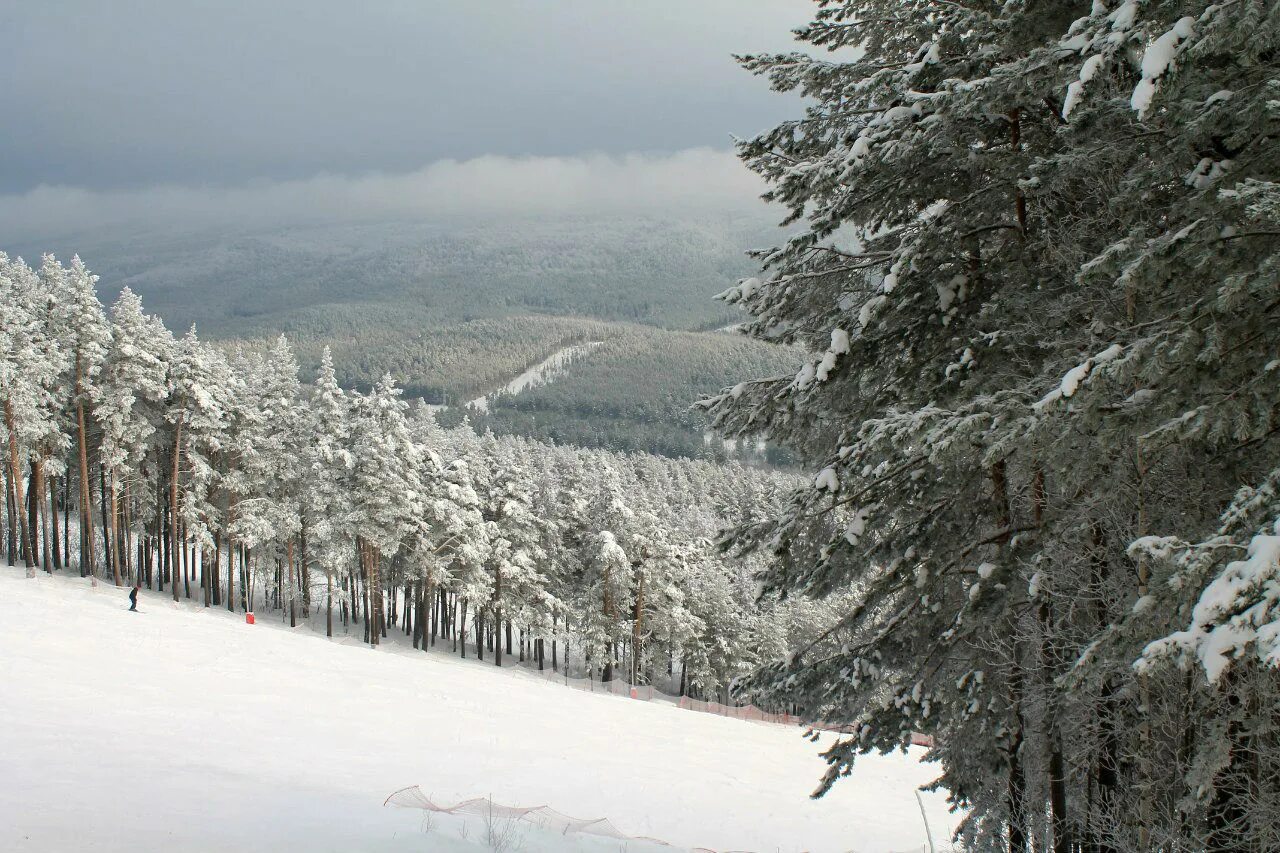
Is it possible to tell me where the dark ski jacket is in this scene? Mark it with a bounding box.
[129,587,139,605]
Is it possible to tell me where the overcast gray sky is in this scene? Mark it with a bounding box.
[1,1,809,195]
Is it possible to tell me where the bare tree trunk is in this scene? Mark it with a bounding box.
[49,474,62,570]
[182,520,190,600]
[76,388,95,581]
[108,468,122,585]
[153,465,163,589]
[4,455,16,565]
[326,571,333,637]
[631,565,645,683]
[226,533,237,613]
[286,538,296,627]
[98,464,112,582]
[459,598,468,658]
[121,479,133,582]
[426,580,436,646]
[62,471,70,570]
[493,562,503,667]
[170,415,182,603]
[362,540,380,647]
[299,523,310,617]
[212,535,221,606]
[202,544,212,607]
[26,460,39,569]
[35,459,52,573]
[4,399,33,572]
[361,550,370,644]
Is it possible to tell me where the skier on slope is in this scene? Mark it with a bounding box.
[128,584,141,612]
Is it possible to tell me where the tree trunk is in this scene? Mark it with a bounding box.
[153,465,163,589]
[631,565,645,683]
[75,387,95,581]
[181,520,190,600]
[4,399,33,571]
[202,545,212,607]
[212,536,221,606]
[326,572,333,637]
[108,468,122,585]
[4,454,17,565]
[121,480,133,582]
[226,534,237,613]
[170,415,182,603]
[421,581,432,650]
[459,599,468,658]
[286,538,296,628]
[49,474,62,571]
[299,522,310,617]
[493,561,503,667]
[35,459,52,573]
[62,471,70,570]
[98,464,112,581]
[26,460,39,569]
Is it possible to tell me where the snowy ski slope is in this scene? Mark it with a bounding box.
[0,567,957,852]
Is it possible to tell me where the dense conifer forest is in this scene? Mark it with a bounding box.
[0,254,827,703]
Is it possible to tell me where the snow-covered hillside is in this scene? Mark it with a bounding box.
[0,568,955,853]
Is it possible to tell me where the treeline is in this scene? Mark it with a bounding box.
[1,252,832,697]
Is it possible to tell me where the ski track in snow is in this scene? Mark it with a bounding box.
[0,567,957,853]
[428,341,604,415]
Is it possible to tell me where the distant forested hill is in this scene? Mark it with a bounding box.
[26,211,796,460]
[42,213,778,332]
[449,324,800,460]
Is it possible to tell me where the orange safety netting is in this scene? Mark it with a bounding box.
[507,662,936,747]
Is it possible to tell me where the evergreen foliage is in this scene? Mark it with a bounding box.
[705,1,1280,849]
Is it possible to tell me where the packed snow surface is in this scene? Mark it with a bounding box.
[0,567,956,852]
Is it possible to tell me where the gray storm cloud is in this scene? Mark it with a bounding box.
[1,1,807,195]
[0,149,770,243]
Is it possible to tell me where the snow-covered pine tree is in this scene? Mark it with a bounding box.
[475,437,547,666]
[707,1,1280,850]
[98,289,172,586]
[349,374,425,645]
[167,328,229,606]
[51,256,112,583]
[1,255,67,574]
[305,347,354,635]
[1028,3,1280,848]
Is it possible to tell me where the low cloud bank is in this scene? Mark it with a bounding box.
[1,148,768,243]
